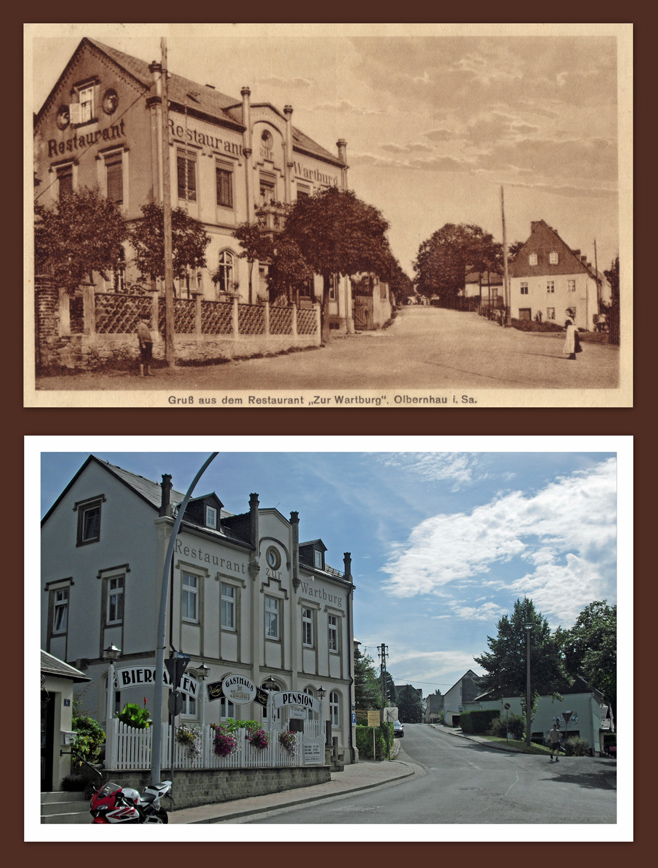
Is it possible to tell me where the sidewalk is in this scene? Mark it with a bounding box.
[169,759,420,824]
[430,723,538,753]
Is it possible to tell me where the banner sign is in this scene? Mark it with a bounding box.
[115,666,198,699]
[222,674,257,705]
[207,677,269,706]
[273,691,321,714]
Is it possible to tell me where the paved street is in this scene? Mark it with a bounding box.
[36,307,619,395]
[244,724,616,825]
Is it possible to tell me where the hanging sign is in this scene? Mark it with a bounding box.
[273,691,320,713]
[206,680,225,702]
[288,707,307,720]
[115,666,198,699]
[222,674,257,705]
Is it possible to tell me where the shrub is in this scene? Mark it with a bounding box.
[489,713,525,740]
[564,736,590,757]
[72,715,105,763]
[61,773,88,792]
[245,727,270,750]
[488,716,507,738]
[116,702,151,729]
[355,723,392,759]
[278,730,298,754]
[176,723,202,758]
[211,724,239,757]
[461,709,500,734]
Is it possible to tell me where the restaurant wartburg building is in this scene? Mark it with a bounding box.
[33,38,381,367]
[41,456,357,768]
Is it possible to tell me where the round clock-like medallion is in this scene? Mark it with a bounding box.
[261,130,273,149]
[102,88,119,115]
[266,547,281,569]
[56,105,70,130]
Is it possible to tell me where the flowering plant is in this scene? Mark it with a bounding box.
[245,727,270,750]
[176,724,202,759]
[278,730,298,754]
[211,724,238,758]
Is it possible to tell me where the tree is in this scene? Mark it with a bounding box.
[231,221,275,303]
[474,598,567,729]
[34,187,128,294]
[396,684,423,723]
[414,223,499,301]
[129,203,211,284]
[556,601,616,714]
[384,255,414,305]
[282,186,392,339]
[267,236,316,304]
[354,646,383,710]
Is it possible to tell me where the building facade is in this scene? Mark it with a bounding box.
[41,456,357,764]
[509,220,610,331]
[33,37,356,334]
[442,669,481,727]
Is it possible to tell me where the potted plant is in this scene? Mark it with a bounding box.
[175,724,202,759]
[245,727,270,750]
[278,730,297,755]
[211,724,238,758]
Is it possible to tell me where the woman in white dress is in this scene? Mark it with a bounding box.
[563,318,577,360]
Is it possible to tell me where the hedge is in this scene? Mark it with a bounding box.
[356,723,393,759]
[460,709,500,734]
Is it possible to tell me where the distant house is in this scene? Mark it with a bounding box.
[425,691,444,723]
[461,271,504,308]
[509,220,610,331]
[443,669,482,726]
[350,274,393,330]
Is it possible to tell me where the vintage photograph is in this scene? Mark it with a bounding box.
[25,23,631,407]
[28,435,630,840]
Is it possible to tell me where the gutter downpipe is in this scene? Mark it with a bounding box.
[344,551,355,763]
[151,452,218,784]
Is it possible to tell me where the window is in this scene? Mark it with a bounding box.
[109,247,126,292]
[107,576,124,625]
[568,279,576,293]
[262,682,280,721]
[547,307,556,320]
[529,253,538,266]
[328,615,338,652]
[105,154,123,204]
[314,550,323,570]
[216,251,235,295]
[549,251,559,265]
[216,163,233,208]
[57,164,73,200]
[205,505,217,528]
[177,270,203,300]
[78,85,95,124]
[330,691,340,727]
[220,697,236,720]
[53,589,69,634]
[491,288,498,300]
[329,274,338,301]
[221,584,236,630]
[182,572,199,622]
[177,149,197,201]
[259,177,276,205]
[547,281,555,293]
[181,693,197,718]
[302,607,313,647]
[304,687,315,720]
[77,499,102,546]
[297,186,310,200]
[520,282,529,295]
[265,596,280,640]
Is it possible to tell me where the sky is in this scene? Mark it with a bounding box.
[27,23,627,277]
[35,436,623,697]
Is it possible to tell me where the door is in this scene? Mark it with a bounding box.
[518,308,531,321]
[41,690,55,791]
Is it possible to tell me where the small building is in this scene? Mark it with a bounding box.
[461,271,504,308]
[41,651,91,791]
[509,220,610,331]
[425,691,444,723]
[41,455,357,766]
[351,274,393,330]
[442,669,482,727]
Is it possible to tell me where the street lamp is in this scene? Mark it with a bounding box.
[103,643,121,756]
[524,623,532,747]
[194,662,210,760]
[317,685,327,760]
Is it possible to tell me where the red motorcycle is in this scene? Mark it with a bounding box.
[90,780,172,824]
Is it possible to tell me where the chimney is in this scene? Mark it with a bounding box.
[160,474,173,517]
[530,221,540,232]
[343,552,352,581]
[249,492,259,549]
[336,138,347,164]
[241,87,252,150]
[290,511,300,590]
[572,249,581,257]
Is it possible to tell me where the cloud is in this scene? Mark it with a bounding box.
[258,75,316,88]
[447,600,507,621]
[377,453,484,489]
[381,458,617,623]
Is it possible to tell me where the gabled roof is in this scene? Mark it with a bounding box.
[509,220,605,282]
[465,270,503,285]
[41,650,91,683]
[37,37,342,166]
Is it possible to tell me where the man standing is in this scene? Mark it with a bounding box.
[137,316,154,378]
[547,723,562,762]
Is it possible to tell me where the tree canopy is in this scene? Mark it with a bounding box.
[414,223,500,300]
[474,598,567,718]
[129,203,211,283]
[354,647,383,710]
[396,684,423,723]
[556,601,616,714]
[34,187,127,294]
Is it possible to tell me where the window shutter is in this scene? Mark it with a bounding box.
[106,158,123,203]
[69,103,81,125]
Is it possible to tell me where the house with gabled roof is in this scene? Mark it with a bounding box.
[509,220,610,331]
[41,455,357,767]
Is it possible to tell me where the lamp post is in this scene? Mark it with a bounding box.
[194,663,210,761]
[524,623,533,747]
[103,643,121,768]
[317,685,327,760]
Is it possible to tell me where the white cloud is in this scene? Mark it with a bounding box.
[377,452,483,489]
[382,458,616,622]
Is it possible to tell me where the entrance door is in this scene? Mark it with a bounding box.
[41,690,55,791]
[518,308,531,321]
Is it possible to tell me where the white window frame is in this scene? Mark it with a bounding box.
[182,572,199,623]
[302,607,314,647]
[76,497,102,546]
[549,251,559,265]
[220,697,236,720]
[330,691,340,727]
[303,687,315,720]
[107,576,124,625]
[547,307,556,321]
[53,588,69,635]
[529,253,538,266]
[520,282,528,295]
[78,84,95,124]
[328,615,339,652]
[181,693,197,719]
[262,682,280,721]
[177,148,198,202]
[216,161,234,209]
[221,583,236,631]
[568,279,576,293]
[216,250,235,296]
[205,505,217,528]
[314,550,323,570]
[265,596,280,640]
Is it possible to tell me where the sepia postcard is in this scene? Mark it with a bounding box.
[24,22,632,408]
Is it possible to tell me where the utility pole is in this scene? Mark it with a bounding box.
[377,643,389,710]
[594,238,601,316]
[524,623,533,747]
[501,186,510,326]
[160,38,176,366]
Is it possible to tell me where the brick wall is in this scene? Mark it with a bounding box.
[104,766,331,811]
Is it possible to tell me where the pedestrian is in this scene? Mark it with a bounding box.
[137,316,154,377]
[563,318,581,360]
[547,723,561,762]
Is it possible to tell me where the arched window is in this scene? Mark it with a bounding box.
[261,679,280,722]
[216,250,235,295]
[330,691,340,727]
[304,687,315,721]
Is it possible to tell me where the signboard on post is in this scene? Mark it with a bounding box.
[303,740,323,765]
[367,710,380,727]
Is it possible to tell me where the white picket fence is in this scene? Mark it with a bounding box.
[105,719,324,771]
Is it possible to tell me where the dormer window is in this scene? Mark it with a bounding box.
[314,550,324,570]
[549,251,559,265]
[205,505,217,529]
[529,253,538,266]
[79,85,94,123]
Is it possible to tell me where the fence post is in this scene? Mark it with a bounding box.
[291,302,298,337]
[263,300,270,336]
[232,295,240,338]
[82,283,96,336]
[58,288,71,336]
[192,289,203,335]
[315,302,322,342]
[106,717,117,769]
[147,287,160,338]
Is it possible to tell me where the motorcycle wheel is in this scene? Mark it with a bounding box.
[145,810,168,824]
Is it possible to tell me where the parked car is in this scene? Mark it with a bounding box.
[393,720,404,738]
